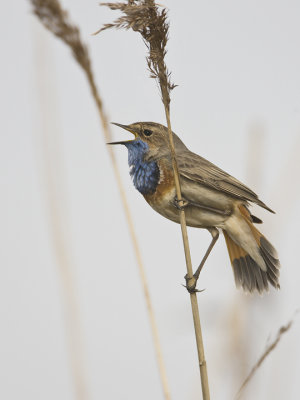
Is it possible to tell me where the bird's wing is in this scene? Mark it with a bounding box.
[176,150,274,213]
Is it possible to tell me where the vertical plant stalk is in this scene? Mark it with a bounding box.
[97,1,210,398]
[29,1,171,399]
[164,98,210,400]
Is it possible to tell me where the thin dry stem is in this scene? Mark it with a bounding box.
[30,1,171,400]
[235,316,295,399]
[97,2,210,398]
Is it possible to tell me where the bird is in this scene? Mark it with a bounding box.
[109,121,280,294]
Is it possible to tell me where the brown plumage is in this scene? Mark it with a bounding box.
[224,206,280,293]
[177,152,275,214]
[110,122,281,294]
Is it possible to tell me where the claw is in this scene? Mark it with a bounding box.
[182,283,205,293]
[173,197,189,210]
[183,274,205,293]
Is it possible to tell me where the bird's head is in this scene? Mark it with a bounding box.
[108,121,187,161]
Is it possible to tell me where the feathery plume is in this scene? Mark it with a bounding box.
[95,0,176,108]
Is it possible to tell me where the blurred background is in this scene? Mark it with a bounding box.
[1,0,300,399]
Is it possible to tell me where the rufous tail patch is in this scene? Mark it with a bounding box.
[238,205,262,246]
[223,230,248,265]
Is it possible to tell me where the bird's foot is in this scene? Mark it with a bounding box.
[173,197,189,210]
[183,274,205,294]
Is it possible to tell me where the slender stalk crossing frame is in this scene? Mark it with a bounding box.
[30,1,171,399]
[235,316,295,399]
[164,104,210,400]
[97,1,210,398]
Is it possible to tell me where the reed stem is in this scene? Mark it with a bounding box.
[164,105,210,400]
[97,1,211,397]
[30,1,171,399]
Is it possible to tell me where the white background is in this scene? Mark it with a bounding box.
[1,1,300,399]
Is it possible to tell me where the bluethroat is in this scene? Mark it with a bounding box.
[109,122,280,294]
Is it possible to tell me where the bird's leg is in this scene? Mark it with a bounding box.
[185,228,219,293]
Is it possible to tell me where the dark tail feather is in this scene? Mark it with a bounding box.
[223,230,280,294]
[259,236,281,289]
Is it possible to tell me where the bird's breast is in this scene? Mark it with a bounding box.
[143,160,176,206]
[129,160,160,195]
[143,159,230,228]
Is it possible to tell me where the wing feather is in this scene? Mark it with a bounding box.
[176,150,274,213]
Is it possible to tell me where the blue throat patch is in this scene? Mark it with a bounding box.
[125,140,160,195]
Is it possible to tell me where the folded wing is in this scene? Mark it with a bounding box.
[176,150,274,213]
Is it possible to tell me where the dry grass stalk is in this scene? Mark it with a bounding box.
[97,2,210,398]
[235,317,295,399]
[30,1,171,400]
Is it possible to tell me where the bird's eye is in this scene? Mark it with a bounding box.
[143,129,153,137]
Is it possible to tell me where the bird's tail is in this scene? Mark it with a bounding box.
[223,205,281,294]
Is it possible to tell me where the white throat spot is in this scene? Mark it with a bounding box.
[158,165,164,184]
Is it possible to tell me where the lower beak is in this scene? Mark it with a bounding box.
[107,140,129,145]
[107,122,137,145]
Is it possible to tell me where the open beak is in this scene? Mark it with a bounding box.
[107,123,138,145]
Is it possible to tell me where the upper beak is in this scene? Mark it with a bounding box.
[107,122,138,145]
